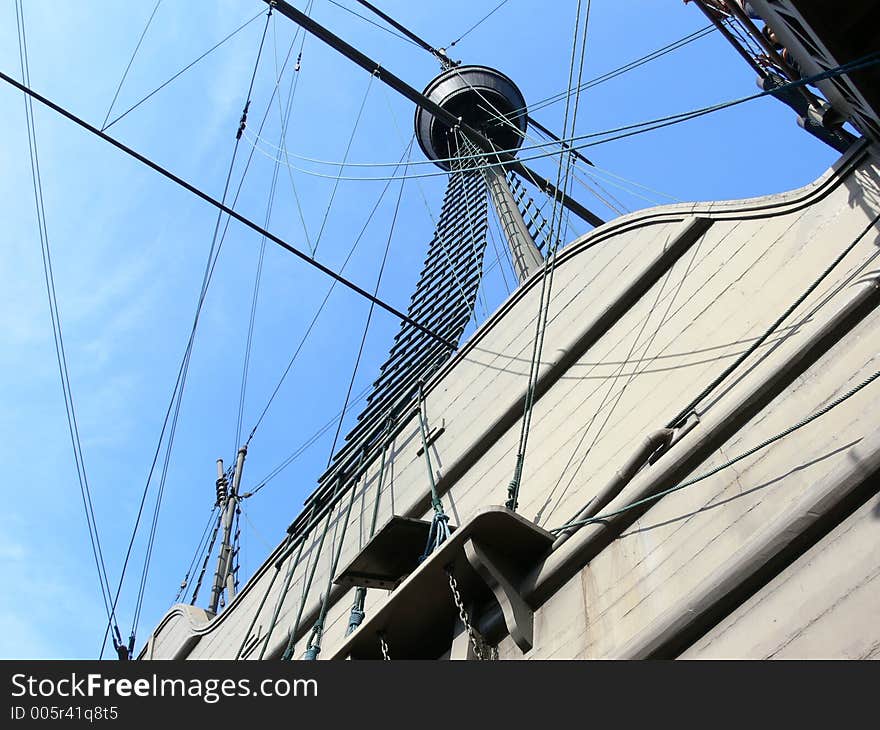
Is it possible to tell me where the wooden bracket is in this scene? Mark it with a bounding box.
[330,507,552,660]
[463,537,534,652]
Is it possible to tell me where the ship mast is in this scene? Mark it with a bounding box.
[266,0,604,230]
[209,446,247,614]
[482,162,543,281]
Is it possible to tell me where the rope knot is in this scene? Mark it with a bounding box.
[236,100,251,140]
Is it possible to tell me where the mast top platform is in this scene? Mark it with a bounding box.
[414,65,528,170]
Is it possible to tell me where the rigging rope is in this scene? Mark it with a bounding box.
[298,145,411,658]
[312,74,375,258]
[103,9,266,131]
[98,5,276,659]
[190,509,224,606]
[254,504,317,660]
[507,0,590,511]
[351,0,452,66]
[453,131,490,322]
[174,504,219,603]
[244,144,416,450]
[327,0,424,49]
[234,174,275,453]
[417,381,451,560]
[235,6,316,454]
[529,125,651,210]
[278,476,345,660]
[551,366,880,533]
[271,14,315,255]
[448,0,512,49]
[538,230,705,525]
[235,535,289,659]
[128,5,275,644]
[14,0,121,647]
[239,53,880,183]
[523,24,717,117]
[666,212,880,428]
[325,141,412,464]
[247,386,372,494]
[303,472,360,659]
[347,418,394,635]
[381,87,480,322]
[231,499,243,597]
[487,210,513,295]
[100,0,162,130]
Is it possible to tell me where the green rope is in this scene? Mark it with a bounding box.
[417,381,444,516]
[551,367,880,534]
[507,1,588,512]
[234,532,293,660]
[280,474,346,660]
[255,503,317,660]
[347,418,394,635]
[417,382,452,560]
[303,460,364,658]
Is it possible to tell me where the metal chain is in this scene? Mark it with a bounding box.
[378,633,390,661]
[446,568,497,660]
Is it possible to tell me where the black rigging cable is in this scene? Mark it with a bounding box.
[0,70,457,349]
[231,500,243,598]
[352,0,441,58]
[14,0,121,644]
[101,0,162,130]
[190,509,223,606]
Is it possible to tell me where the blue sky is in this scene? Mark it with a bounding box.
[0,0,839,659]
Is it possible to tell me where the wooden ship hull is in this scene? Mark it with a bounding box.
[137,0,880,660]
[142,138,880,659]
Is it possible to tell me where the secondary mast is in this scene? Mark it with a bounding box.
[209,446,247,614]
